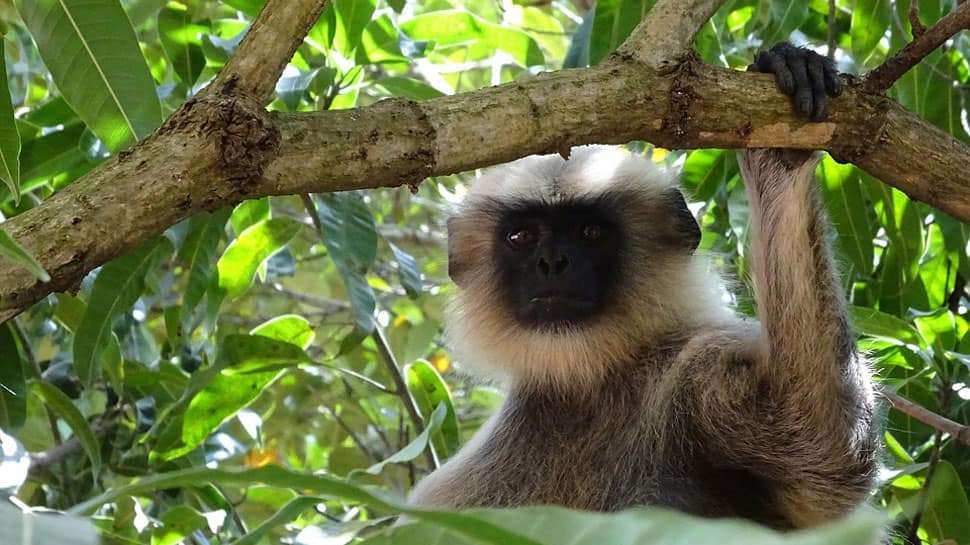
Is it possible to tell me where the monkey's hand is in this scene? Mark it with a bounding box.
[749,43,843,122]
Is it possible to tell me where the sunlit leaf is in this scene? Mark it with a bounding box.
[406,360,460,459]
[0,42,21,204]
[158,3,208,86]
[589,0,655,65]
[16,0,162,150]
[402,10,544,67]
[850,0,891,63]
[250,315,315,350]
[217,218,302,299]
[178,209,230,327]
[333,0,376,57]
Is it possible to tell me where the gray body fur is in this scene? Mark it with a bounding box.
[411,146,878,530]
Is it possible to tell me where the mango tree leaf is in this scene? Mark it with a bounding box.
[16,0,162,150]
[866,178,923,315]
[230,198,270,236]
[562,4,594,68]
[217,217,302,299]
[850,0,891,63]
[373,77,444,100]
[818,160,875,276]
[849,305,923,346]
[0,42,21,204]
[18,124,86,186]
[682,149,737,202]
[315,193,378,349]
[333,0,376,57]
[764,0,809,44]
[178,209,230,327]
[173,335,311,458]
[402,11,544,67]
[229,496,326,545]
[406,360,460,459]
[152,505,207,545]
[0,323,27,430]
[897,461,970,544]
[589,0,656,65]
[361,403,446,475]
[158,3,208,86]
[0,227,50,282]
[74,237,170,384]
[32,381,101,476]
[389,242,422,298]
[250,315,315,350]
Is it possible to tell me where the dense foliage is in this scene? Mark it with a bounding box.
[0,0,968,544]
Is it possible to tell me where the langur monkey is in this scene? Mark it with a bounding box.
[411,43,877,530]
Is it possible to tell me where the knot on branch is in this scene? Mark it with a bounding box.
[164,95,281,185]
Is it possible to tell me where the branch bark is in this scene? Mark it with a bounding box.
[864,1,970,91]
[614,0,728,70]
[208,0,328,102]
[882,390,970,447]
[1,0,970,323]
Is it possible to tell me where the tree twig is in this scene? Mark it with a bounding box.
[864,1,970,91]
[881,389,970,447]
[208,0,328,102]
[614,0,728,70]
[909,0,927,38]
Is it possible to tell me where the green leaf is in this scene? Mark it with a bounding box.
[866,177,923,315]
[54,293,87,332]
[682,149,736,202]
[765,0,809,44]
[152,505,207,545]
[229,496,325,545]
[361,403,446,475]
[0,42,21,204]
[0,323,27,430]
[69,465,881,545]
[74,238,169,384]
[389,242,422,298]
[32,380,101,476]
[849,305,923,346]
[175,335,310,457]
[406,360,460,459]
[402,11,544,67]
[18,124,86,187]
[373,77,445,100]
[15,0,162,150]
[850,0,891,63]
[230,198,270,236]
[250,315,315,350]
[899,461,970,544]
[315,193,378,344]
[178,209,230,326]
[333,0,376,57]
[589,0,655,65]
[0,226,50,282]
[158,3,208,86]
[563,4,594,68]
[818,160,874,276]
[216,217,302,299]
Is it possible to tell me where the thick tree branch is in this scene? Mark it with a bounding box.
[882,390,970,447]
[1,0,970,324]
[209,0,328,102]
[614,0,728,70]
[864,1,970,92]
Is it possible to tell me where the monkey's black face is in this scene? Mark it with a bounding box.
[493,201,624,329]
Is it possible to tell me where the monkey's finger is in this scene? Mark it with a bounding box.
[806,58,829,121]
[785,53,814,118]
[756,52,795,96]
[823,63,843,96]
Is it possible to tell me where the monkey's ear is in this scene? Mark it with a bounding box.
[663,189,701,252]
[447,217,468,287]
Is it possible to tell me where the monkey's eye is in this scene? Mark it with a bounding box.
[581,224,604,240]
[507,227,536,248]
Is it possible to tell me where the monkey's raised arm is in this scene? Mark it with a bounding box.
[729,45,877,523]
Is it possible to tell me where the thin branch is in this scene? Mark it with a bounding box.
[614,0,728,69]
[881,390,970,447]
[208,0,329,102]
[827,0,837,59]
[864,1,970,91]
[909,0,927,38]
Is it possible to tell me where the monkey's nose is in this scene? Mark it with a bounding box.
[537,254,569,276]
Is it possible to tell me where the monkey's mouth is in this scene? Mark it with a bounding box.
[519,294,597,327]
